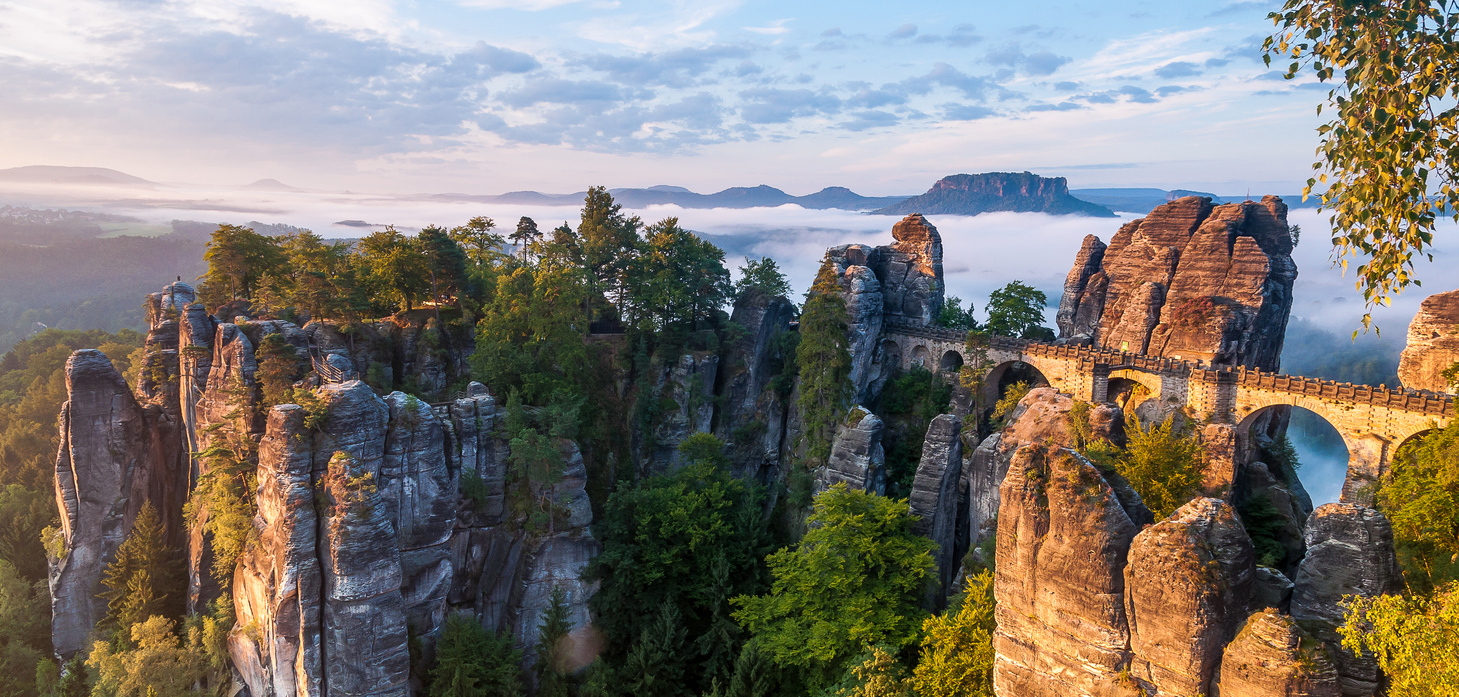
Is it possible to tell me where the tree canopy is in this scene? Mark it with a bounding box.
[984,281,1051,340]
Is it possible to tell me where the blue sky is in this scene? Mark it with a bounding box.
[0,0,1324,195]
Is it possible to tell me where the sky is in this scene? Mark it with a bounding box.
[0,0,1325,195]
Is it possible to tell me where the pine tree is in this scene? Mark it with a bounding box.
[99,503,179,638]
[535,586,573,697]
[429,613,524,697]
[795,261,853,466]
[622,601,689,697]
[726,640,774,697]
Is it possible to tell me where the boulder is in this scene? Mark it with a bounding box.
[815,407,886,494]
[870,214,945,325]
[1054,196,1297,370]
[1291,504,1404,697]
[1125,498,1256,696]
[1251,567,1295,613]
[1217,609,1341,697]
[992,445,1146,697]
[908,414,963,596]
[49,350,156,657]
[1397,289,1459,393]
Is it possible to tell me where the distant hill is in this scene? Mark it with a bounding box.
[432,184,909,211]
[873,172,1116,217]
[244,178,299,192]
[1070,188,1321,214]
[0,165,155,186]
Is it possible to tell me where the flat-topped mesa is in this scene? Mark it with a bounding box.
[1056,195,1297,371]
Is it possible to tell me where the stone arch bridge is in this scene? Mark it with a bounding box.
[879,321,1454,501]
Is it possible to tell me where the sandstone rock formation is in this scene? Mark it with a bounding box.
[1125,498,1256,696]
[49,350,158,657]
[1291,503,1403,697]
[967,388,1129,549]
[870,214,945,325]
[815,407,886,494]
[872,172,1116,217]
[714,288,797,481]
[992,445,1147,697]
[908,414,962,596]
[824,245,885,400]
[1397,288,1459,393]
[1217,609,1341,697]
[644,352,719,473]
[1055,196,1297,371]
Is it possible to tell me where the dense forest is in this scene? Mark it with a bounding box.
[0,187,1455,697]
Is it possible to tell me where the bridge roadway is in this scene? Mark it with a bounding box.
[879,320,1453,501]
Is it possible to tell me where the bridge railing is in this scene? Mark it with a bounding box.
[881,320,1455,416]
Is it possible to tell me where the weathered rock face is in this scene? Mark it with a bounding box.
[824,247,885,400]
[1125,498,1256,696]
[382,393,456,643]
[993,445,1148,697]
[49,350,157,658]
[1055,196,1296,370]
[967,388,1128,550]
[134,283,197,552]
[714,289,797,481]
[1291,504,1403,697]
[815,408,886,494]
[1236,461,1309,576]
[645,352,719,473]
[1397,289,1459,393]
[1217,609,1341,697]
[871,214,945,325]
[908,414,963,596]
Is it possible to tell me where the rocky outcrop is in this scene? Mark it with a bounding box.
[1217,609,1341,697]
[908,414,963,596]
[714,289,797,481]
[1397,289,1459,393]
[872,172,1116,217]
[824,246,885,400]
[815,407,886,495]
[870,214,945,325]
[134,283,196,552]
[645,352,719,473]
[1125,498,1256,696]
[1236,461,1310,575]
[992,445,1147,697]
[967,388,1128,550]
[1291,504,1403,697]
[1055,196,1296,371]
[382,393,456,644]
[49,350,158,658]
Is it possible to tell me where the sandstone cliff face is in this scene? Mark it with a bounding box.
[49,350,157,658]
[1397,289,1459,393]
[993,445,1148,697]
[1217,609,1341,697]
[815,408,886,495]
[1055,196,1296,371]
[873,172,1116,217]
[967,388,1128,550]
[643,352,719,473]
[1125,498,1256,696]
[908,414,962,597]
[870,214,945,325]
[714,289,797,481]
[825,246,885,401]
[1291,504,1403,697]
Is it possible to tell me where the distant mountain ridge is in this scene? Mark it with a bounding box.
[873,172,1117,217]
[0,165,154,186]
[432,184,910,211]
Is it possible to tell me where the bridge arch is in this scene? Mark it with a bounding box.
[982,360,1050,410]
[1237,404,1351,505]
[939,350,964,374]
[910,344,933,369]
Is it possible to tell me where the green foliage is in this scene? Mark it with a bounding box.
[419,225,472,306]
[633,218,732,331]
[100,503,182,638]
[732,485,935,691]
[1115,414,1205,520]
[187,386,258,584]
[0,484,52,582]
[823,646,913,697]
[796,263,854,466]
[255,333,302,408]
[429,613,524,697]
[734,257,792,302]
[726,640,776,697]
[877,367,952,498]
[199,224,285,304]
[588,457,771,692]
[86,611,226,697]
[621,601,690,697]
[934,296,978,332]
[0,558,50,697]
[1238,495,1291,569]
[360,227,432,313]
[579,186,644,319]
[1265,0,1459,329]
[536,586,574,697]
[1340,582,1459,695]
[984,281,1049,339]
[1380,421,1459,590]
[504,393,568,535]
[910,570,995,697]
[990,381,1031,430]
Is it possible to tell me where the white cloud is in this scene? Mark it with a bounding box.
[743,18,792,35]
